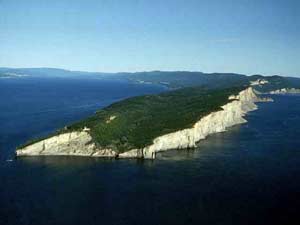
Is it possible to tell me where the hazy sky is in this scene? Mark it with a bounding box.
[0,0,299,76]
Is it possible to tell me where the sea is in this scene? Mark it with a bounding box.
[0,77,299,225]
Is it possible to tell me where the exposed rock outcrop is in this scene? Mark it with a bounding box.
[250,79,269,86]
[16,87,268,159]
[270,88,300,94]
[141,87,262,159]
[16,131,117,157]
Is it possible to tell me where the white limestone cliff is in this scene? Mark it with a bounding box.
[16,87,267,159]
[141,87,263,159]
[270,88,300,94]
[16,131,117,157]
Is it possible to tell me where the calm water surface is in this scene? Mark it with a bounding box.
[0,78,299,225]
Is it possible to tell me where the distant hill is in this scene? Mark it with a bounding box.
[118,71,248,89]
[0,67,109,78]
[1,67,299,92]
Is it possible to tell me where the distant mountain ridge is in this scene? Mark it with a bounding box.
[1,67,300,92]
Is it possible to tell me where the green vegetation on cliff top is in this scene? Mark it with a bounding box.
[20,85,246,152]
[63,85,245,152]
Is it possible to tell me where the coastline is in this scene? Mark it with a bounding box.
[16,87,271,159]
[269,88,300,94]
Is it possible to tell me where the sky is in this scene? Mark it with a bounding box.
[0,0,299,76]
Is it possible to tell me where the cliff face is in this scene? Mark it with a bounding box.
[16,87,263,159]
[140,87,259,159]
[16,130,117,157]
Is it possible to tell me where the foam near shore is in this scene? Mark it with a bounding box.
[16,87,268,159]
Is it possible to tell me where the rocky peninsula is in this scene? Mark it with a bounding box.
[16,86,271,159]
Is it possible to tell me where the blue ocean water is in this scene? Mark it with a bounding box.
[0,78,299,225]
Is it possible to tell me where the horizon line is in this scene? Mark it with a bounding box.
[0,66,291,77]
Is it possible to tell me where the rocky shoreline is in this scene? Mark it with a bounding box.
[16,87,271,159]
[269,88,300,94]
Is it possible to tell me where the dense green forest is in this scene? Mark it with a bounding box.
[63,86,244,152]
[20,86,245,152]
